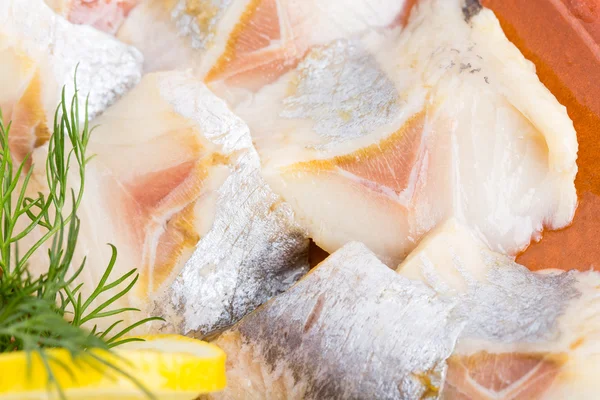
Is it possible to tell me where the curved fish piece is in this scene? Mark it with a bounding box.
[116,0,407,90]
[214,242,465,400]
[28,71,309,337]
[398,220,600,399]
[0,0,142,162]
[45,0,140,34]
[232,0,578,266]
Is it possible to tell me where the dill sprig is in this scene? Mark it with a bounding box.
[0,73,161,399]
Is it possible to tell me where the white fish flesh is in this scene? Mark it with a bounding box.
[116,0,407,83]
[27,71,309,336]
[398,219,600,399]
[215,219,600,399]
[229,0,578,266]
[0,0,142,161]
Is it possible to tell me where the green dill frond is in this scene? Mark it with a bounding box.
[0,71,160,399]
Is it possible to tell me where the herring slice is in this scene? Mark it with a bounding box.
[117,0,407,87]
[214,220,600,399]
[398,220,600,399]
[213,242,464,399]
[232,0,577,266]
[0,0,142,162]
[26,71,309,337]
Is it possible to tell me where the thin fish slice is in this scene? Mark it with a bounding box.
[215,219,600,399]
[397,220,600,399]
[28,71,309,337]
[213,242,465,399]
[116,0,407,88]
[232,0,577,266]
[0,0,142,162]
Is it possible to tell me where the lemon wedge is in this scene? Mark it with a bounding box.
[0,334,226,400]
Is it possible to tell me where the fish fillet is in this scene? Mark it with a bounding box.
[45,0,140,34]
[116,0,407,86]
[0,0,142,165]
[27,71,309,336]
[215,220,600,399]
[214,242,464,399]
[397,220,600,399]
[230,0,578,266]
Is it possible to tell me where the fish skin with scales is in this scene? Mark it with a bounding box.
[0,0,143,119]
[214,242,465,400]
[148,72,310,337]
[214,224,590,399]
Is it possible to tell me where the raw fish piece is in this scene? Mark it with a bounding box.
[214,242,465,400]
[0,0,142,162]
[232,0,578,266]
[28,71,309,336]
[117,0,407,86]
[214,221,600,399]
[45,0,139,34]
[398,220,600,399]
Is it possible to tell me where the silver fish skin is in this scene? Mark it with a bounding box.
[231,0,577,269]
[21,70,309,338]
[163,162,310,337]
[214,242,465,400]
[0,0,143,119]
[116,0,237,73]
[214,222,591,399]
[147,72,310,337]
[117,0,407,79]
[279,38,401,150]
[170,0,234,51]
[397,219,580,349]
[397,219,600,399]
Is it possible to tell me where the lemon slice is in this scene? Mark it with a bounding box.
[0,334,226,400]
